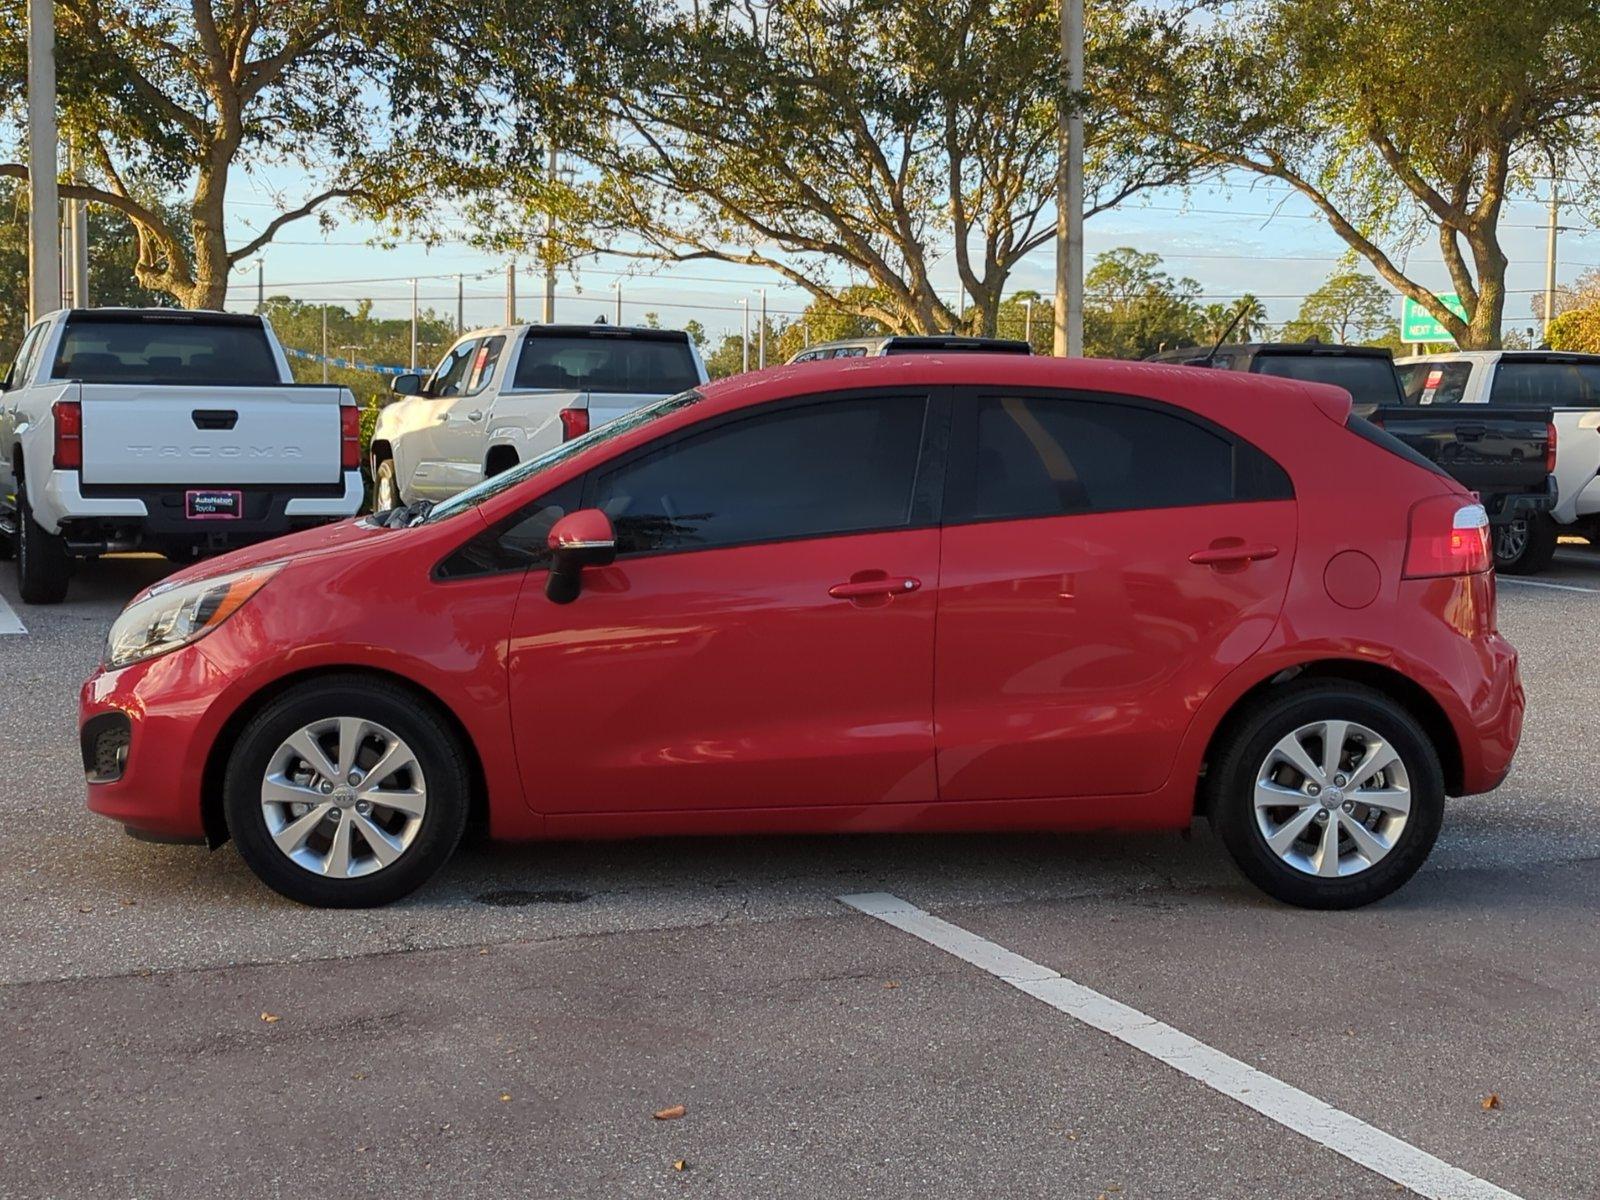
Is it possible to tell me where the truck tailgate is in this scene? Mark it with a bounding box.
[1373,405,1551,493]
[78,384,344,485]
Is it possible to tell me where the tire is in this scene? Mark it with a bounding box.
[15,484,71,604]
[1206,680,1445,909]
[1494,513,1558,575]
[373,458,400,512]
[224,676,471,907]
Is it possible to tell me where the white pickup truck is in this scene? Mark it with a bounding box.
[371,322,708,508]
[1,308,363,604]
[1396,351,1600,572]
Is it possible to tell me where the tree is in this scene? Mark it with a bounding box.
[0,0,580,309]
[1548,306,1600,353]
[1132,0,1600,348]
[1199,295,1268,344]
[1081,248,1204,359]
[260,298,457,407]
[529,0,1198,336]
[1282,271,1395,344]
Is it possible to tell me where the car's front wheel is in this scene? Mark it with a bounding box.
[1206,681,1445,909]
[224,676,470,907]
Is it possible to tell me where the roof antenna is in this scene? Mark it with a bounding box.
[1198,299,1252,367]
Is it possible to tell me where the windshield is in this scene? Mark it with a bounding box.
[422,390,703,523]
[1252,354,1402,407]
[52,315,280,384]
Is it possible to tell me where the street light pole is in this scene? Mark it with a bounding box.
[741,299,750,372]
[1053,0,1084,357]
[613,280,622,325]
[505,261,516,325]
[321,304,329,383]
[410,278,419,371]
[1023,298,1033,344]
[1544,182,1560,341]
[758,288,767,368]
[26,0,60,321]
[456,274,464,335]
[543,145,559,325]
[256,258,264,312]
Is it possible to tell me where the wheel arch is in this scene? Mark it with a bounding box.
[199,664,491,848]
[483,443,520,478]
[1195,658,1463,815]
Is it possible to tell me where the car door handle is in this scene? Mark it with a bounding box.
[828,575,921,600]
[465,410,484,421]
[1189,543,1279,566]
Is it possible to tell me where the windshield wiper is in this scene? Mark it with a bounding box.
[380,498,434,529]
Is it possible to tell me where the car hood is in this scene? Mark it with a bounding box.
[146,516,396,596]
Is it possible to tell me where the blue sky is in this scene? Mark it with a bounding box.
[223,166,1596,359]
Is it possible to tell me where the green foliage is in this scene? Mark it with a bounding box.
[1282,271,1397,344]
[261,298,459,408]
[1132,0,1600,349]
[1082,248,1206,359]
[1548,307,1600,353]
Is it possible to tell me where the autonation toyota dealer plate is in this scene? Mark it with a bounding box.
[185,489,242,520]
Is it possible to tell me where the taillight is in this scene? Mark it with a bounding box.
[53,400,82,470]
[340,404,360,471]
[1403,496,1491,578]
[559,407,589,442]
[1546,422,1557,475]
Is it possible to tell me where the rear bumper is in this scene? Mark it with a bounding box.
[54,471,363,552]
[1483,476,1556,525]
[1451,629,1524,796]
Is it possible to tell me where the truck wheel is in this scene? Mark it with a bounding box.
[224,675,471,907]
[1206,680,1445,909]
[15,486,71,605]
[373,459,400,511]
[1494,513,1557,575]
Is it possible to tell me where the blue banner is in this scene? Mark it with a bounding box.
[283,347,412,376]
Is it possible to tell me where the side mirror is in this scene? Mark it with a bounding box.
[545,508,617,604]
[390,372,424,397]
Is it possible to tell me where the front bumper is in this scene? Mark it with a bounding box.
[79,644,233,842]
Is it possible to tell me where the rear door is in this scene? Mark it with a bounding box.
[934,389,1297,802]
[507,389,942,815]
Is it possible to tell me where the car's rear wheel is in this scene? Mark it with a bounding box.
[373,458,400,512]
[16,485,71,604]
[224,677,470,907]
[1494,513,1557,574]
[1207,681,1445,909]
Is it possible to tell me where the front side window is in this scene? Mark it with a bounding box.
[592,394,928,555]
[945,393,1290,523]
[4,322,46,389]
[436,479,584,578]
[1489,359,1600,405]
[428,339,480,398]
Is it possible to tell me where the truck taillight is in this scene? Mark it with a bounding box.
[1546,421,1557,475]
[53,400,82,470]
[1403,496,1491,579]
[559,407,589,442]
[340,405,360,471]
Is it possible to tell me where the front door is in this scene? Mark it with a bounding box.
[934,389,1297,801]
[508,390,942,814]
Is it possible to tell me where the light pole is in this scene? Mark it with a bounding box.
[321,305,329,382]
[255,258,265,312]
[1053,0,1084,357]
[340,345,362,372]
[740,299,750,372]
[1023,298,1034,344]
[26,0,60,321]
[1545,181,1560,340]
[456,274,464,335]
[544,145,559,324]
[505,260,516,325]
[613,280,622,325]
[758,288,767,368]
[409,278,419,371]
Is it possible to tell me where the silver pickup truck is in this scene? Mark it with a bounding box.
[0,308,363,603]
[370,323,709,508]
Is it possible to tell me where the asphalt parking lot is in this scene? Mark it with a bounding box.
[2,551,1598,1199]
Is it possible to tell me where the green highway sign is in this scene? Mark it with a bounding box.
[1400,293,1467,344]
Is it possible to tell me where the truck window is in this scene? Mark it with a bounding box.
[512,334,700,394]
[1251,354,1403,407]
[1398,361,1472,405]
[427,339,481,398]
[1489,360,1600,406]
[51,315,279,384]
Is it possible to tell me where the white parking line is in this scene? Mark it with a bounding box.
[1498,577,1600,595]
[839,892,1522,1200]
[0,593,24,635]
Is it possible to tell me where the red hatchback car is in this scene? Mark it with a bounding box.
[80,356,1523,909]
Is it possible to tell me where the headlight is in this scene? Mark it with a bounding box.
[105,564,282,669]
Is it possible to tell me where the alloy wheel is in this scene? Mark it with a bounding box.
[1253,719,1411,878]
[259,717,427,878]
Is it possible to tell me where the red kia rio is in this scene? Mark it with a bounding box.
[80,356,1523,909]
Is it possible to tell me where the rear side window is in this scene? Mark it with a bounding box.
[513,334,699,394]
[1252,354,1402,407]
[52,317,279,384]
[945,394,1291,522]
[1489,360,1600,405]
[1344,415,1451,479]
[1399,361,1472,405]
[592,395,928,554]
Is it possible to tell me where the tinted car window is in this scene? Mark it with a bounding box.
[1251,354,1402,407]
[1489,360,1600,405]
[947,394,1290,522]
[513,334,700,394]
[52,316,279,384]
[465,336,506,395]
[436,479,584,578]
[593,395,928,554]
[428,339,479,398]
[1399,361,1472,405]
